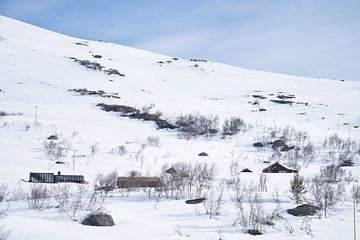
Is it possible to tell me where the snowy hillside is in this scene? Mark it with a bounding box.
[1,15,360,240]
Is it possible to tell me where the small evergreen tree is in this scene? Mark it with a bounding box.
[290,173,306,204]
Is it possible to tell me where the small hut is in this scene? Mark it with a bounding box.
[241,168,253,173]
[117,177,162,189]
[262,162,298,173]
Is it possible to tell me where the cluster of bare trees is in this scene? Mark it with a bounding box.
[160,162,216,199]
[222,117,251,137]
[0,184,9,240]
[43,139,72,161]
[175,113,252,139]
[176,113,219,139]
[322,133,360,166]
[232,181,265,235]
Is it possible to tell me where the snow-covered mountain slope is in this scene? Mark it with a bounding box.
[1,15,360,240]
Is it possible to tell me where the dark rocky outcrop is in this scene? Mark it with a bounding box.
[270,99,294,105]
[248,229,262,235]
[272,139,286,149]
[68,88,120,99]
[47,135,58,140]
[280,145,296,152]
[96,103,177,129]
[198,152,209,157]
[82,213,114,226]
[185,197,206,204]
[287,204,320,217]
[252,94,267,99]
[253,142,264,148]
[104,68,125,77]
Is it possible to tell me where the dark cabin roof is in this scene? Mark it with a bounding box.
[241,168,253,173]
[262,162,298,173]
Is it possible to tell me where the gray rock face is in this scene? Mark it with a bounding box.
[287,204,320,216]
[272,139,286,148]
[82,213,115,226]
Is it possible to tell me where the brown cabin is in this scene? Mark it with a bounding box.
[262,162,298,173]
[117,177,162,188]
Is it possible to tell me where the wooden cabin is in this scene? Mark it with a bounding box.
[262,162,298,173]
[117,177,162,188]
[29,172,84,183]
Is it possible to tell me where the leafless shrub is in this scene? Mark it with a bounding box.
[272,187,280,203]
[308,176,336,218]
[141,103,155,113]
[27,184,51,211]
[322,134,359,166]
[320,164,345,183]
[0,184,9,202]
[8,183,26,201]
[176,113,219,139]
[203,182,225,218]
[222,117,250,136]
[111,145,127,155]
[351,184,360,204]
[0,207,10,240]
[54,184,89,220]
[160,162,216,199]
[0,224,9,240]
[233,182,265,234]
[300,216,313,236]
[94,170,118,192]
[43,139,72,160]
[146,136,160,147]
[128,170,142,177]
[87,189,107,214]
[90,143,99,158]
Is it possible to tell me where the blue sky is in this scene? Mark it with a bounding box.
[1,0,359,80]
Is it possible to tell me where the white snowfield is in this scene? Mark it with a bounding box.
[0,15,360,239]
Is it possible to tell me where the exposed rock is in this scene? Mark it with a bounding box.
[259,108,267,112]
[185,197,206,204]
[280,145,295,152]
[155,119,177,129]
[165,167,177,174]
[190,58,207,62]
[82,213,114,226]
[47,135,58,140]
[277,94,295,99]
[68,88,120,99]
[104,68,125,77]
[270,99,294,105]
[92,54,102,58]
[340,159,354,167]
[252,94,267,99]
[248,229,262,235]
[272,139,286,149]
[75,42,88,46]
[287,204,320,216]
[96,103,177,130]
[198,152,209,156]
[253,142,264,148]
